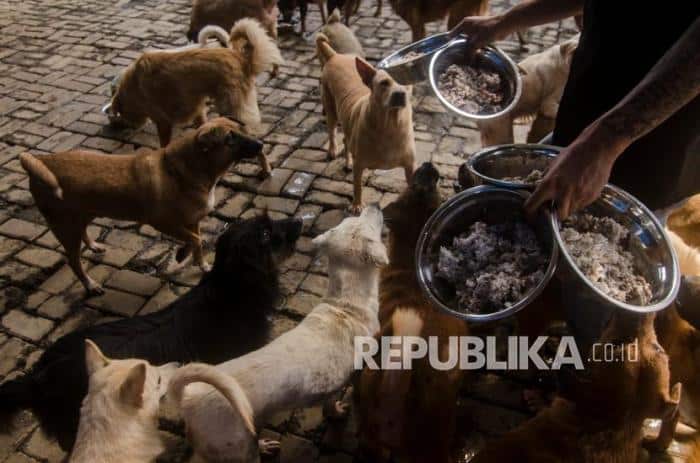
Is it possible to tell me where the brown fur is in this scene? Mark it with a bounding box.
[316,35,415,213]
[668,194,700,250]
[389,0,489,42]
[355,163,469,463]
[20,118,264,295]
[279,0,327,33]
[472,311,680,463]
[109,18,282,154]
[338,0,382,25]
[189,0,279,42]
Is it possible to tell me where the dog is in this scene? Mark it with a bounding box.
[188,0,279,42]
[355,163,470,463]
[20,118,266,295]
[69,340,179,463]
[389,0,489,42]
[477,36,579,147]
[471,311,681,463]
[278,0,326,34]
[326,0,383,24]
[317,36,415,213]
[318,8,365,57]
[107,19,283,146]
[0,214,302,451]
[667,194,700,250]
[162,206,388,462]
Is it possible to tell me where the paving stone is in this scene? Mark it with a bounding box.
[300,274,327,297]
[86,289,146,317]
[139,284,180,315]
[0,237,25,261]
[279,434,319,463]
[218,192,253,219]
[0,337,30,376]
[23,428,66,462]
[285,291,321,317]
[105,269,162,296]
[312,209,346,234]
[15,247,63,268]
[2,310,54,342]
[253,195,299,215]
[0,219,45,241]
[257,168,294,196]
[283,171,315,198]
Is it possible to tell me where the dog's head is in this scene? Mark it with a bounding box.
[312,204,388,269]
[106,66,148,129]
[210,214,303,286]
[82,340,179,427]
[187,117,264,175]
[355,57,411,110]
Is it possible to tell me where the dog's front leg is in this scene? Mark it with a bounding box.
[82,229,106,253]
[258,151,272,178]
[350,166,364,214]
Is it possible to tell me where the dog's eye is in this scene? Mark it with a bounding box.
[380,80,391,87]
[261,229,271,244]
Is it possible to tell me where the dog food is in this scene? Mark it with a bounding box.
[438,64,505,114]
[392,50,424,65]
[561,214,652,305]
[501,169,545,184]
[437,221,547,313]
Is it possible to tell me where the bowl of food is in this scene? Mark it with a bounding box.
[458,144,560,191]
[378,32,453,85]
[416,186,559,322]
[101,73,125,125]
[553,184,680,314]
[429,38,521,121]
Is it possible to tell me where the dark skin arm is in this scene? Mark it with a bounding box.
[525,17,700,218]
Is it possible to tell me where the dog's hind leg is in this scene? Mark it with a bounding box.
[321,84,339,160]
[82,229,106,253]
[54,220,103,295]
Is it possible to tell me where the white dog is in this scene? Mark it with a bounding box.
[69,340,178,463]
[162,205,388,462]
[477,35,579,147]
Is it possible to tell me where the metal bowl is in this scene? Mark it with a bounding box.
[378,32,452,85]
[553,184,680,315]
[460,144,560,190]
[416,186,559,323]
[429,38,522,121]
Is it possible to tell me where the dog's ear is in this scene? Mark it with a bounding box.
[355,57,376,88]
[365,240,389,267]
[119,363,147,408]
[517,63,528,76]
[85,339,109,376]
[559,39,577,61]
[197,125,228,151]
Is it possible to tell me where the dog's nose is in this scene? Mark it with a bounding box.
[389,91,407,108]
[241,137,264,155]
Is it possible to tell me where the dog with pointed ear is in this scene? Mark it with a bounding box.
[70,340,179,463]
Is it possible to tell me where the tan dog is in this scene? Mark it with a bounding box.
[355,163,469,463]
[667,194,700,250]
[108,19,282,148]
[389,0,489,42]
[20,118,264,295]
[188,0,279,42]
[318,8,365,57]
[69,340,178,463]
[477,36,579,147]
[471,311,681,463]
[316,35,415,213]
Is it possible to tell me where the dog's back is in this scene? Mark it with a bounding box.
[319,9,365,57]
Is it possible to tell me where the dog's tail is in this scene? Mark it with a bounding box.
[198,25,230,47]
[19,153,62,199]
[167,363,256,437]
[0,374,36,432]
[327,8,341,24]
[230,18,284,75]
[315,33,336,66]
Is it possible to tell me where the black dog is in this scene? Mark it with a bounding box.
[0,215,302,451]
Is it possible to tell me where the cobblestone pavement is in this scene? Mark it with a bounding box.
[0,0,693,461]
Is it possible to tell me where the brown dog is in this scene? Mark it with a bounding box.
[188,0,279,42]
[20,118,263,295]
[389,0,489,42]
[355,163,469,463]
[316,35,415,213]
[279,0,327,33]
[667,194,700,250]
[470,311,680,463]
[108,19,282,153]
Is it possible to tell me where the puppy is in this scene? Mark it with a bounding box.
[327,0,382,24]
[477,36,579,147]
[278,0,326,34]
[108,19,283,146]
[69,341,179,463]
[188,0,279,43]
[163,206,388,462]
[0,215,302,451]
[355,163,469,463]
[471,311,681,463]
[389,0,489,42]
[20,118,264,294]
[317,36,415,213]
[318,8,365,57]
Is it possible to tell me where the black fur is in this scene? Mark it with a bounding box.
[0,215,302,451]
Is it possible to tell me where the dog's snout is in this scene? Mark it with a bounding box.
[389,91,407,108]
[414,162,439,189]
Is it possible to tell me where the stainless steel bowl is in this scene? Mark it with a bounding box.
[416,186,559,323]
[429,38,522,121]
[461,144,560,190]
[553,184,680,315]
[377,32,452,85]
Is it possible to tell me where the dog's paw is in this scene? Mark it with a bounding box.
[348,203,363,215]
[87,241,107,253]
[259,438,280,457]
[85,281,105,297]
[323,400,350,420]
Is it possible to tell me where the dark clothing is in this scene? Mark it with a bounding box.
[553,1,700,210]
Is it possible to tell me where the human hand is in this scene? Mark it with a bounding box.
[524,123,625,219]
[451,15,505,56]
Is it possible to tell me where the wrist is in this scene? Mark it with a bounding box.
[593,115,634,158]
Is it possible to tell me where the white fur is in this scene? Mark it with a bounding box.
[70,340,178,463]
[164,206,387,462]
[230,18,284,75]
